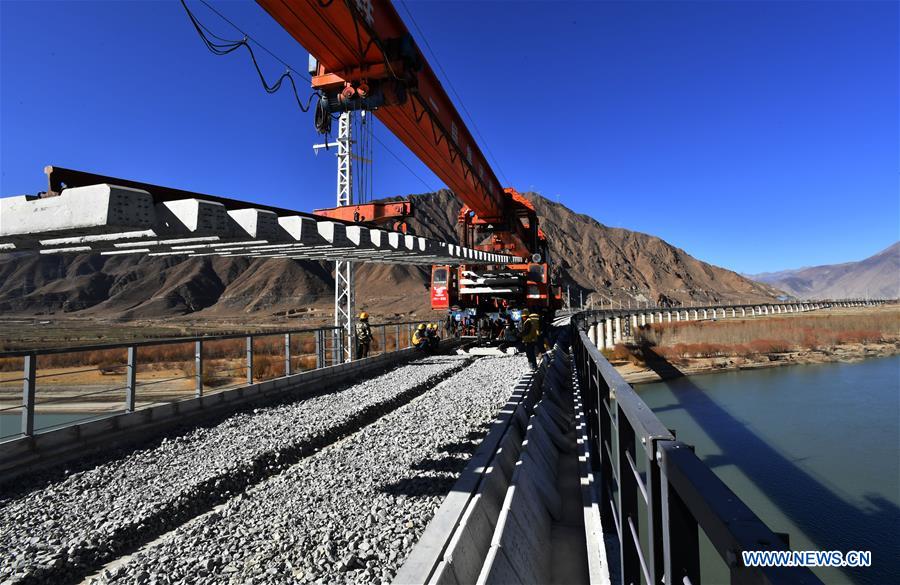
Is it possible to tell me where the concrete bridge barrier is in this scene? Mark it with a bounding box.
[397,342,609,585]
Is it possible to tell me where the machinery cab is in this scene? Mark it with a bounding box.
[430,265,456,310]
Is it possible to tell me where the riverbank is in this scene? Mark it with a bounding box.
[615,340,900,384]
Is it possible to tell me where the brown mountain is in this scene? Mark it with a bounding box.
[0,190,781,320]
[749,242,899,300]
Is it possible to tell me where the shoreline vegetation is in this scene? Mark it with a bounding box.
[603,307,900,385]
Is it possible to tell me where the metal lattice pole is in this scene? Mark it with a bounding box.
[315,111,373,363]
[334,112,354,363]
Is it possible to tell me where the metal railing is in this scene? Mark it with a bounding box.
[0,320,434,442]
[570,313,822,585]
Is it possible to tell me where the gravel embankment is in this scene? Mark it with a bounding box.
[102,355,527,585]
[0,355,470,585]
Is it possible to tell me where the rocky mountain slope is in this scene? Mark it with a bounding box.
[0,190,782,320]
[750,242,899,300]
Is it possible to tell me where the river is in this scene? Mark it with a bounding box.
[637,356,900,584]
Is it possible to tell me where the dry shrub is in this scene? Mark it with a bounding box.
[611,344,631,361]
[297,355,317,370]
[0,357,24,373]
[179,362,219,387]
[644,312,899,354]
[747,339,791,354]
[836,330,884,344]
[253,354,285,381]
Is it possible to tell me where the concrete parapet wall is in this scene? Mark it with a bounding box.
[399,342,608,585]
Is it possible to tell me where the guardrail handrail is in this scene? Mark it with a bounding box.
[570,313,822,585]
[0,319,435,358]
[0,319,443,441]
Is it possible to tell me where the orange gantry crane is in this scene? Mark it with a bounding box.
[257,0,560,316]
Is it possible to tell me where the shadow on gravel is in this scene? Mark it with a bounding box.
[381,475,458,499]
[411,455,471,474]
[380,435,483,498]
[436,440,479,454]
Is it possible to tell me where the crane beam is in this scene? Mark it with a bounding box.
[256,0,507,223]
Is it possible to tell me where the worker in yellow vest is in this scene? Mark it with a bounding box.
[520,309,542,370]
[412,324,429,352]
[425,323,440,350]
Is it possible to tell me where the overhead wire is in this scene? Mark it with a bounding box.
[195,0,312,83]
[180,0,435,193]
[398,0,512,188]
[181,0,315,112]
[373,132,436,193]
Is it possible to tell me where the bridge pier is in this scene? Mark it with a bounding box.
[605,319,614,349]
[613,316,623,344]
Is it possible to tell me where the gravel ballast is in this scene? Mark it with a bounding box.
[101,354,527,585]
[0,355,471,585]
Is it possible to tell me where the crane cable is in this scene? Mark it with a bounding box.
[180,0,316,113]
[180,0,434,193]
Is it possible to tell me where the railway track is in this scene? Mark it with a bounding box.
[0,353,527,585]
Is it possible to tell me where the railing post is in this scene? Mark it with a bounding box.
[646,442,666,585]
[395,324,401,351]
[617,402,641,584]
[597,361,614,528]
[125,346,137,412]
[284,333,292,376]
[195,340,203,397]
[381,324,387,356]
[315,330,323,369]
[22,354,35,437]
[659,444,700,585]
[246,336,254,383]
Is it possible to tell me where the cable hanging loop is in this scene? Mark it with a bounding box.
[180,0,315,113]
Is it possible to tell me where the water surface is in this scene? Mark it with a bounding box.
[638,356,900,584]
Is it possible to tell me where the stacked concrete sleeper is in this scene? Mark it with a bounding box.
[426,346,576,585]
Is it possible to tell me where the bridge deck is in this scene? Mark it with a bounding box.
[0,354,528,584]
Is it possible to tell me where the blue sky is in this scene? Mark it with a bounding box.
[1,0,897,274]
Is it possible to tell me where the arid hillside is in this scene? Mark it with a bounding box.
[750,242,899,300]
[0,190,782,321]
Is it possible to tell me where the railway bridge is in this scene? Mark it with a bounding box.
[0,0,889,580]
[0,287,885,584]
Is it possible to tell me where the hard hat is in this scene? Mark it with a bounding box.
[521,309,530,316]
[418,323,426,330]
[359,312,368,320]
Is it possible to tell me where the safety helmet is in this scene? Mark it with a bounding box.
[418,323,426,330]
[427,323,435,330]
[359,312,368,320]
[521,309,530,317]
